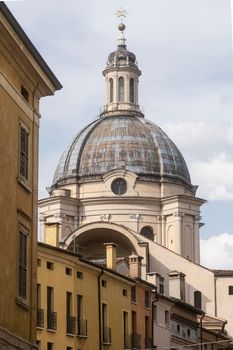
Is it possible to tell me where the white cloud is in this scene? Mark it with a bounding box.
[191,154,233,200]
[201,233,233,269]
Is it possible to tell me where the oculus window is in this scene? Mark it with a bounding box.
[111,178,127,195]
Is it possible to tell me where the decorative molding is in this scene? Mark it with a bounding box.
[100,214,111,221]
[129,213,139,221]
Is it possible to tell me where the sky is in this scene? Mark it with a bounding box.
[6,0,233,268]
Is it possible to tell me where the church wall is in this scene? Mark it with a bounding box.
[146,240,215,315]
[215,275,233,335]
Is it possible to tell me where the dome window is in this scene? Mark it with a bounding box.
[130,78,134,103]
[118,77,124,102]
[111,178,127,195]
[140,226,154,240]
[109,78,113,103]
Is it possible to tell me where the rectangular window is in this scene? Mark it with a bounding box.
[66,267,72,276]
[47,261,54,270]
[123,289,128,296]
[19,125,29,181]
[153,305,157,322]
[145,291,150,308]
[77,271,83,279]
[21,85,29,102]
[102,280,107,287]
[131,286,136,302]
[229,286,233,295]
[47,343,53,350]
[123,311,129,349]
[159,277,164,294]
[145,316,149,347]
[66,292,72,316]
[18,229,28,299]
[165,310,169,325]
[47,287,56,331]
[77,294,83,321]
[66,292,75,334]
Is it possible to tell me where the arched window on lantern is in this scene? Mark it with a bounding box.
[140,226,154,241]
[109,78,113,103]
[118,77,124,102]
[130,78,134,103]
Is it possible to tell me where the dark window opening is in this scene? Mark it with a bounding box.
[109,78,113,102]
[21,86,29,102]
[194,290,202,309]
[130,78,134,103]
[140,226,154,241]
[66,267,72,276]
[111,178,127,195]
[47,261,54,270]
[118,77,124,102]
[77,271,83,279]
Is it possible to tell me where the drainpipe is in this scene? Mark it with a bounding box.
[98,269,104,350]
[200,313,205,350]
[31,83,39,348]
[214,276,217,317]
[152,293,159,349]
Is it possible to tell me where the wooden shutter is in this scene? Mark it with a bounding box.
[20,126,29,180]
[18,231,27,299]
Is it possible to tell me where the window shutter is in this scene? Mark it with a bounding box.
[18,231,27,299]
[20,126,29,180]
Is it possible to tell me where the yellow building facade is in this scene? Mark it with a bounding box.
[37,243,135,350]
[0,4,61,349]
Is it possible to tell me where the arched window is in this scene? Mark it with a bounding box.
[118,77,124,102]
[140,226,154,241]
[130,78,134,103]
[109,78,113,103]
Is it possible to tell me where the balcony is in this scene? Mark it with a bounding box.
[77,319,88,338]
[102,327,112,345]
[124,334,131,349]
[132,333,141,349]
[66,315,76,335]
[47,311,57,331]
[37,308,44,328]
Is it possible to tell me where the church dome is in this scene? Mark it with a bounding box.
[51,20,192,192]
[52,115,192,190]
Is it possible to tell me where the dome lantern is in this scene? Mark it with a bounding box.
[102,9,143,118]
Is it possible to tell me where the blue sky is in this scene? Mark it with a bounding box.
[6,0,233,267]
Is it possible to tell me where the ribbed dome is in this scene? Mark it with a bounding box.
[52,115,192,189]
[108,44,136,67]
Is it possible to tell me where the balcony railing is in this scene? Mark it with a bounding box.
[47,311,57,331]
[102,327,112,345]
[124,333,131,349]
[37,308,44,328]
[77,319,88,337]
[132,333,141,349]
[66,315,76,335]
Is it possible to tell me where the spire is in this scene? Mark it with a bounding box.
[101,9,143,118]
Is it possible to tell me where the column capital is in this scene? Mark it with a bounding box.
[173,212,185,218]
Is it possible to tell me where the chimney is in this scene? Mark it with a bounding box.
[129,255,143,279]
[104,243,118,270]
[168,271,186,301]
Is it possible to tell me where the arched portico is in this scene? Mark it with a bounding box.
[63,222,142,259]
